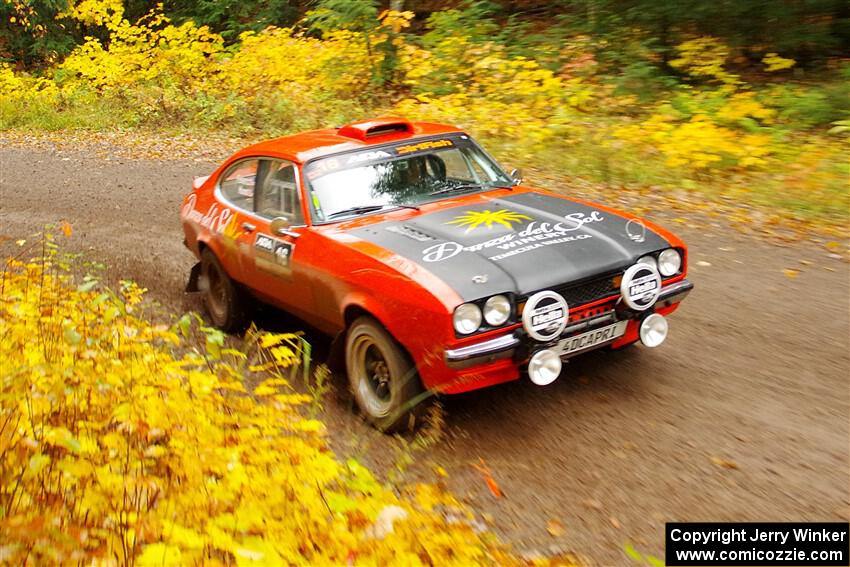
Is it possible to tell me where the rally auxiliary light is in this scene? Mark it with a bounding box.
[639,313,669,347]
[528,349,562,386]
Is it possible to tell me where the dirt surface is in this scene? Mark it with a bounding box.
[2,146,848,565]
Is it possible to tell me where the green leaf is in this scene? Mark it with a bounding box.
[61,435,82,454]
[63,324,81,346]
[325,491,357,514]
[76,279,98,292]
[92,292,110,307]
[103,306,120,325]
[206,335,222,359]
[177,314,192,338]
[27,454,51,477]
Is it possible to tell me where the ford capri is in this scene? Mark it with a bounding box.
[180,117,693,431]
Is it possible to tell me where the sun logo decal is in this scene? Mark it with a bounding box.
[446,209,532,233]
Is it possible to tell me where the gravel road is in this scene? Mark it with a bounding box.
[2,145,848,565]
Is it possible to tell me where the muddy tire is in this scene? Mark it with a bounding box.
[345,316,427,433]
[200,248,245,332]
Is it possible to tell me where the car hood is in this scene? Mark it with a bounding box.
[347,191,670,301]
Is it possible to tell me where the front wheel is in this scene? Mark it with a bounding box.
[200,248,245,332]
[345,316,427,433]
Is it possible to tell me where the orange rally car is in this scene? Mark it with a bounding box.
[180,117,693,431]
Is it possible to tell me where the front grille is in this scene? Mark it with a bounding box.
[553,273,620,307]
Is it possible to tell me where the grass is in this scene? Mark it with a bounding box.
[485,133,849,238]
[1,95,847,240]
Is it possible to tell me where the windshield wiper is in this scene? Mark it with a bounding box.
[428,183,513,196]
[327,203,419,219]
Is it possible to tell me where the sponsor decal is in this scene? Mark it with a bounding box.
[422,211,605,263]
[346,150,392,165]
[305,137,463,182]
[254,233,294,276]
[523,291,568,342]
[620,263,661,311]
[446,209,532,233]
[183,193,239,238]
[396,139,454,155]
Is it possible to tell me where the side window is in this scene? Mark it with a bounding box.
[256,160,304,225]
[219,159,258,210]
[440,150,477,182]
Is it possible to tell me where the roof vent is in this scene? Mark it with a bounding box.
[338,117,414,141]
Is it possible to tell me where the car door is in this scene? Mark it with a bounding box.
[214,158,263,279]
[246,158,316,317]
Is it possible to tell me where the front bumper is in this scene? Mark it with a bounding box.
[444,278,693,371]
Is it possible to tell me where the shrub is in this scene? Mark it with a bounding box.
[0,240,542,565]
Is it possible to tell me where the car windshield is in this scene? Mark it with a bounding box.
[304,136,513,222]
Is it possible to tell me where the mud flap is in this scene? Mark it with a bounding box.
[327,331,346,372]
[185,262,201,293]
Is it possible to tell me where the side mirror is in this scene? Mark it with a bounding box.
[509,168,523,186]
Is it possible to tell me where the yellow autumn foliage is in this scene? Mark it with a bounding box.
[0,240,557,566]
[614,111,772,170]
[58,12,223,92]
[669,36,740,87]
[396,37,589,151]
[0,3,845,226]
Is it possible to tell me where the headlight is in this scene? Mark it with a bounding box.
[637,255,657,270]
[483,295,511,326]
[658,248,682,276]
[453,303,482,335]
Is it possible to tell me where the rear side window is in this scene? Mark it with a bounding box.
[219,159,258,210]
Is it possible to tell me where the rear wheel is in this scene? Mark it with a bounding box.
[200,248,245,332]
[345,316,426,433]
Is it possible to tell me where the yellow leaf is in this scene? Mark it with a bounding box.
[710,456,739,469]
[26,454,51,478]
[162,522,206,550]
[137,543,182,566]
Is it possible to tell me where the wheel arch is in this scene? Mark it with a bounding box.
[338,301,418,372]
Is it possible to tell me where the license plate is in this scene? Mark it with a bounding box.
[557,320,628,356]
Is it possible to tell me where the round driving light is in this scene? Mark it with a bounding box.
[620,263,661,311]
[637,255,657,270]
[522,290,569,342]
[483,295,511,326]
[528,349,562,386]
[639,313,669,347]
[658,248,681,276]
[453,303,482,335]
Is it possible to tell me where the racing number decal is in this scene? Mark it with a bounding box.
[254,233,294,277]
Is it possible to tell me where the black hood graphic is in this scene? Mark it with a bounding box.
[348,192,670,301]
